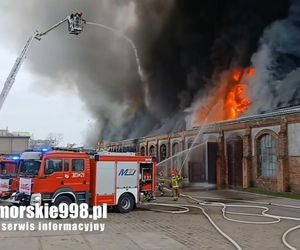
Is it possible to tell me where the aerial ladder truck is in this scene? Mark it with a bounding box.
[0,13,86,112]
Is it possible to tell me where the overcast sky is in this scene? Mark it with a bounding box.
[0,1,142,146]
[0,44,93,145]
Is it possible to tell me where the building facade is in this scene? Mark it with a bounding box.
[0,129,30,154]
[108,107,300,193]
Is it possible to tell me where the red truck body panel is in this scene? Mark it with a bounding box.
[12,151,156,210]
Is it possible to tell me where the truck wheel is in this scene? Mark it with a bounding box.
[118,194,134,213]
[53,195,73,207]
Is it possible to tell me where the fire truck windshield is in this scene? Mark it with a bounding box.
[0,162,18,177]
[19,160,41,177]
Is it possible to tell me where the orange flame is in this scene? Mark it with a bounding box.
[232,69,243,82]
[225,68,252,120]
[192,67,254,126]
[225,83,251,120]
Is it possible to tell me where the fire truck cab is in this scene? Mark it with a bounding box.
[9,150,156,213]
[0,156,19,198]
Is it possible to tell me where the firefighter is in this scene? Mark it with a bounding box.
[67,14,75,32]
[158,171,166,196]
[67,12,85,35]
[171,169,183,201]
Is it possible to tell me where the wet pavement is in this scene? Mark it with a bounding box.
[0,189,299,250]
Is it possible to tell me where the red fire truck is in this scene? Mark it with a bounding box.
[8,150,156,213]
[0,156,19,198]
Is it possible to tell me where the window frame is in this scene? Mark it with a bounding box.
[257,133,278,178]
[149,145,156,157]
[72,159,85,172]
[45,159,63,175]
[159,144,167,162]
[64,159,70,172]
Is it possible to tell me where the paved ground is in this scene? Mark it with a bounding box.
[0,189,300,250]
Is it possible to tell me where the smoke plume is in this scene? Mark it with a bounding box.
[248,0,300,114]
[0,0,291,144]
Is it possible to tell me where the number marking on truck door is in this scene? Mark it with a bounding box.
[72,172,85,178]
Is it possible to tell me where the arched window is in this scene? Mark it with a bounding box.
[187,139,194,149]
[258,134,277,177]
[140,146,145,156]
[149,145,156,157]
[172,142,180,168]
[160,144,167,161]
[172,142,179,155]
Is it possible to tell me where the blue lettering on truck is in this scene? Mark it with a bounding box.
[118,169,136,176]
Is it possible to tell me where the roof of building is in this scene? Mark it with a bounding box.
[211,105,300,127]
[107,105,300,144]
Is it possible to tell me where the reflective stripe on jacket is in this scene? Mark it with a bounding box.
[171,176,182,188]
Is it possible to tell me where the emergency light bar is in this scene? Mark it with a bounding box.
[25,148,51,153]
[20,151,42,160]
[51,147,97,155]
[0,154,21,161]
[97,151,136,156]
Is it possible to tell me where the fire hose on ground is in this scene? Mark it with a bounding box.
[141,190,300,250]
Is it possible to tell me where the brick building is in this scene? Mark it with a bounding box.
[108,106,300,193]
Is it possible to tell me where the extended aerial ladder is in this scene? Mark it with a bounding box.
[0,13,85,112]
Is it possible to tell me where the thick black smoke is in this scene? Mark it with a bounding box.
[130,0,290,134]
[0,0,291,144]
[248,0,300,113]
